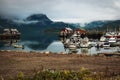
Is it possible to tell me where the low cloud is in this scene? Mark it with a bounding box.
[0,0,120,23]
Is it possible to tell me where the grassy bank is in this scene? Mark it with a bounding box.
[1,68,120,80]
[0,51,120,80]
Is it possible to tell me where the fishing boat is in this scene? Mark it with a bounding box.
[80,37,91,48]
[68,43,77,50]
[107,37,116,43]
[106,37,117,43]
[104,31,120,39]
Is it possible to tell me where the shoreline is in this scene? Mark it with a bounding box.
[0,49,120,56]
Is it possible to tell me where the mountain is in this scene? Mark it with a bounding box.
[0,14,75,50]
[101,20,120,31]
[26,14,52,21]
[84,21,109,30]
[84,20,120,31]
[25,14,53,25]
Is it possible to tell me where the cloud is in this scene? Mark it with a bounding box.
[0,0,120,23]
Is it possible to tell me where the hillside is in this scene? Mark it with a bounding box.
[84,20,120,31]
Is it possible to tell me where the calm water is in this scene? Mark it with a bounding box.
[45,41,119,55]
[0,40,119,55]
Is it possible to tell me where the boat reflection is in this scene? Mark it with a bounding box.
[0,39,24,49]
[81,48,89,54]
[0,39,20,46]
[96,47,101,51]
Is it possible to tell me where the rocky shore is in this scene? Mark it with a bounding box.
[0,50,120,78]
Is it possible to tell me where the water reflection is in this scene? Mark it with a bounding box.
[0,39,25,50]
[96,47,101,51]
[0,39,119,55]
[45,41,65,53]
[59,37,119,55]
[68,48,78,54]
[0,39,20,47]
[81,48,89,54]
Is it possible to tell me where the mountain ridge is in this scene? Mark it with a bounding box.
[84,20,120,31]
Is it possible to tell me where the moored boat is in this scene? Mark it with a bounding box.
[104,31,120,39]
[13,44,24,49]
[100,36,106,42]
[68,43,77,50]
[107,37,116,43]
[80,37,91,48]
[102,42,110,47]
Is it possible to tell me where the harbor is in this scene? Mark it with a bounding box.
[59,27,120,54]
[0,27,120,55]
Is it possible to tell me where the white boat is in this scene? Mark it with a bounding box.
[13,44,24,49]
[104,31,120,38]
[100,36,106,42]
[107,37,116,43]
[80,37,90,48]
[80,42,90,48]
[102,42,110,47]
[68,43,77,50]
[117,46,120,53]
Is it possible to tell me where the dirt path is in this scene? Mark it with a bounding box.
[0,51,120,77]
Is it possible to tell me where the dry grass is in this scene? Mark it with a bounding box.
[0,51,120,78]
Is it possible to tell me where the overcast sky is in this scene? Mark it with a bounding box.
[0,0,120,23]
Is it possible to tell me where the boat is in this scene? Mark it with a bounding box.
[104,31,120,39]
[117,46,120,53]
[80,37,91,48]
[13,44,24,49]
[102,42,110,47]
[100,36,106,42]
[107,37,116,43]
[63,33,82,48]
[80,42,90,48]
